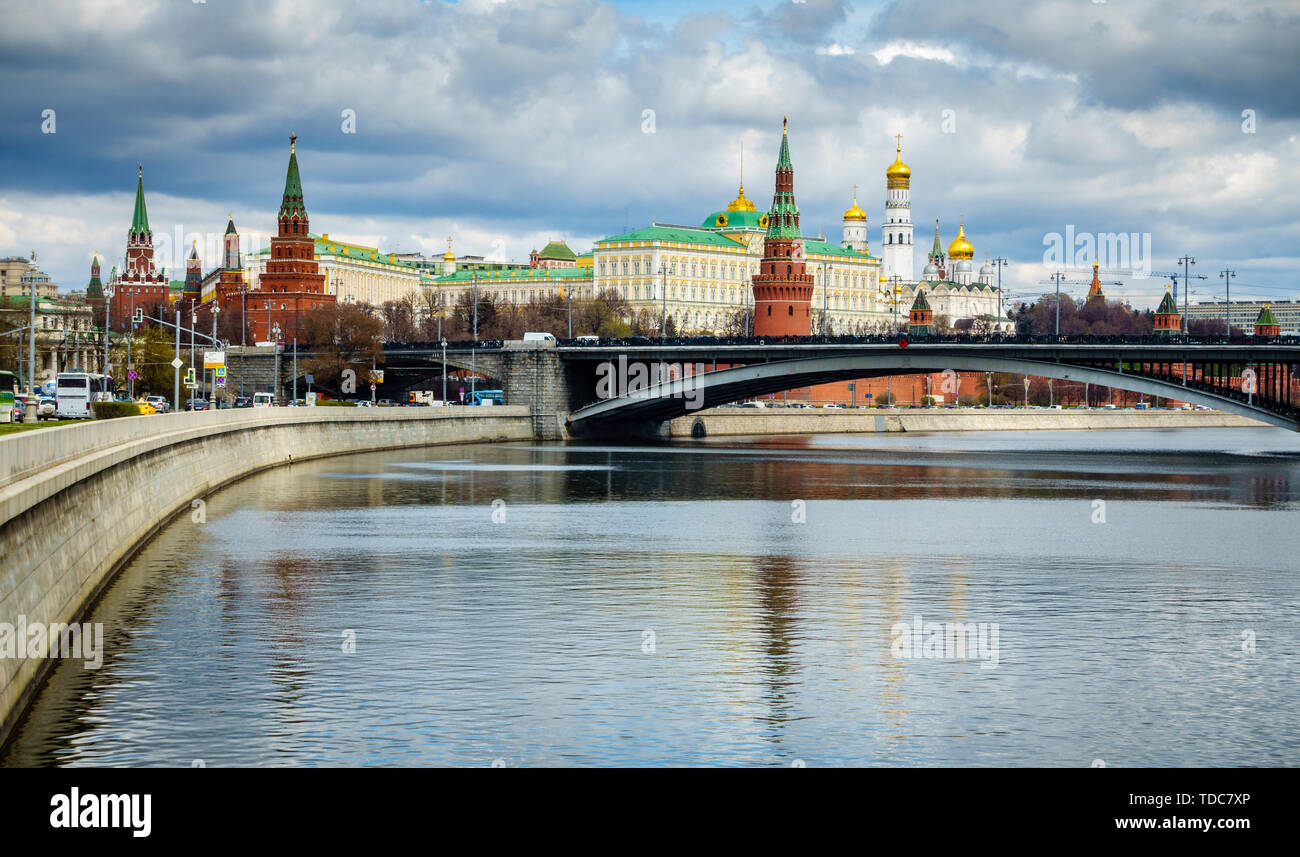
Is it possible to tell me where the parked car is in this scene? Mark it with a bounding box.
[232,396,253,408]
[12,393,29,422]
[143,395,169,414]
[185,397,210,411]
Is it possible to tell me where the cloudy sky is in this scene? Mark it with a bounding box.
[1,0,1296,308]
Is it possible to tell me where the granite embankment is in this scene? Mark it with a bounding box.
[0,406,532,747]
[667,407,1268,437]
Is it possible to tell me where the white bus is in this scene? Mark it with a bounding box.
[56,372,109,419]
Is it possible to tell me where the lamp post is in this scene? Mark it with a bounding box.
[986,371,993,407]
[441,338,448,404]
[25,254,37,418]
[1219,268,1236,337]
[210,305,220,403]
[1023,376,1030,408]
[819,261,830,335]
[992,256,1010,332]
[659,263,668,340]
[471,275,478,399]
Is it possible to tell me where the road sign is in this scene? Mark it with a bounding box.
[847,383,856,391]
[171,358,183,369]
[370,384,376,392]
[203,351,225,369]
[128,370,138,381]
[216,375,226,386]
[215,367,226,379]
[184,368,196,386]
[368,370,384,384]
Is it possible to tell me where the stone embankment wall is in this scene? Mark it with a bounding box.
[0,407,532,746]
[667,407,1268,437]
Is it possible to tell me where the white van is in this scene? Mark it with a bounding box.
[523,332,557,342]
[252,392,275,408]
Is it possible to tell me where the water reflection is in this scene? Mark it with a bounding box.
[4,427,1300,767]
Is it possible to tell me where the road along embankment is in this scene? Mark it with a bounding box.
[667,407,1268,437]
[0,406,532,747]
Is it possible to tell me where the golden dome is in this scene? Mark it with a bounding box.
[947,222,974,260]
[443,237,456,261]
[843,186,867,222]
[726,186,757,212]
[886,135,910,188]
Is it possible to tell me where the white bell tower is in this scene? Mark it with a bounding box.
[881,134,914,284]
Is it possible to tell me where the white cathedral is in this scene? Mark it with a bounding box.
[870,136,1006,331]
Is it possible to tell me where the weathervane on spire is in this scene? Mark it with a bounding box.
[290,133,297,154]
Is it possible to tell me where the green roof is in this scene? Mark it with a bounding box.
[131,167,150,235]
[280,143,306,219]
[1156,290,1179,315]
[537,241,576,260]
[701,209,766,229]
[1256,304,1279,326]
[598,225,746,248]
[432,266,592,284]
[253,234,423,269]
[911,289,931,312]
[803,238,873,261]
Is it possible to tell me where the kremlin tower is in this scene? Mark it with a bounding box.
[108,165,170,332]
[881,135,913,284]
[251,134,333,342]
[1254,304,1281,337]
[907,288,934,336]
[751,118,814,338]
[183,241,202,306]
[1153,286,1181,338]
[1086,260,1106,304]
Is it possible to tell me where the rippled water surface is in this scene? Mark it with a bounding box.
[5,427,1300,767]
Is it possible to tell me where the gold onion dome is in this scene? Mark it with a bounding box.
[843,186,867,222]
[443,237,456,261]
[948,222,974,260]
[727,185,757,213]
[886,137,910,188]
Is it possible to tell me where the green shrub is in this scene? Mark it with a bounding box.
[93,401,140,420]
[316,399,359,407]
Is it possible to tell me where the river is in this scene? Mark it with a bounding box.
[4,427,1299,767]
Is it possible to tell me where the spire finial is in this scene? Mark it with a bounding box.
[138,163,142,178]
[739,141,744,191]
[852,184,858,204]
[290,133,297,154]
[895,133,902,154]
[783,116,787,133]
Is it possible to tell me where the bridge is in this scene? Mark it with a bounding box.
[380,334,1300,436]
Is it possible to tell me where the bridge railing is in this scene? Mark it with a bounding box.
[545,333,1300,349]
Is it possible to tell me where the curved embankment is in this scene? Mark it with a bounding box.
[0,406,532,746]
[668,406,1269,437]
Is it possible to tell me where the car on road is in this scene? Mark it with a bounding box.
[135,400,157,415]
[143,396,169,414]
[185,397,210,411]
[252,392,275,407]
[12,393,29,422]
[232,396,253,408]
[377,399,396,407]
[37,397,57,420]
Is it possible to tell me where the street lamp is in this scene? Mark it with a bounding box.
[1023,376,1031,408]
[658,263,668,340]
[471,275,478,399]
[819,261,831,335]
[441,338,448,404]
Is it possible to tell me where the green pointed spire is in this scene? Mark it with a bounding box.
[776,116,792,169]
[130,164,150,236]
[1156,288,1178,315]
[930,220,943,257]
[765,117,802,240]
[279,133,306,219]
[1255,304,1278,327]
[911,288,931,313]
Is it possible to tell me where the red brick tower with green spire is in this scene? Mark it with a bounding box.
[109,165,169,333]
[1254,304,1281,337]
[908,288,934,335]
[751,118,814,337]
[1153,286,1180,338]
[250,134,332,343]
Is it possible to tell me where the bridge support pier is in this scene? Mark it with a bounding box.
[497,349,573,440]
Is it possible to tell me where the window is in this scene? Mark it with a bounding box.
[767,305,772,316]
[788,305,793,316]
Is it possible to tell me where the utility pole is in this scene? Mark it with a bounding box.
[992,257,1010,331]
[820,262,830,335]
[659,263,667,340]
[471,275,478,399]
[1219,268,1236,336]
[292,336,298,403]
[1049,271,1066,337]
[174,303,180,413]
[1177,254,1195,334]
[211,307,219,403]
[127,290,136,399]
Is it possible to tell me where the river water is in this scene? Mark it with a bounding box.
[4,427,1299,767]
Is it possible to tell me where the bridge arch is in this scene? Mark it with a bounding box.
[568,352,1295,433]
